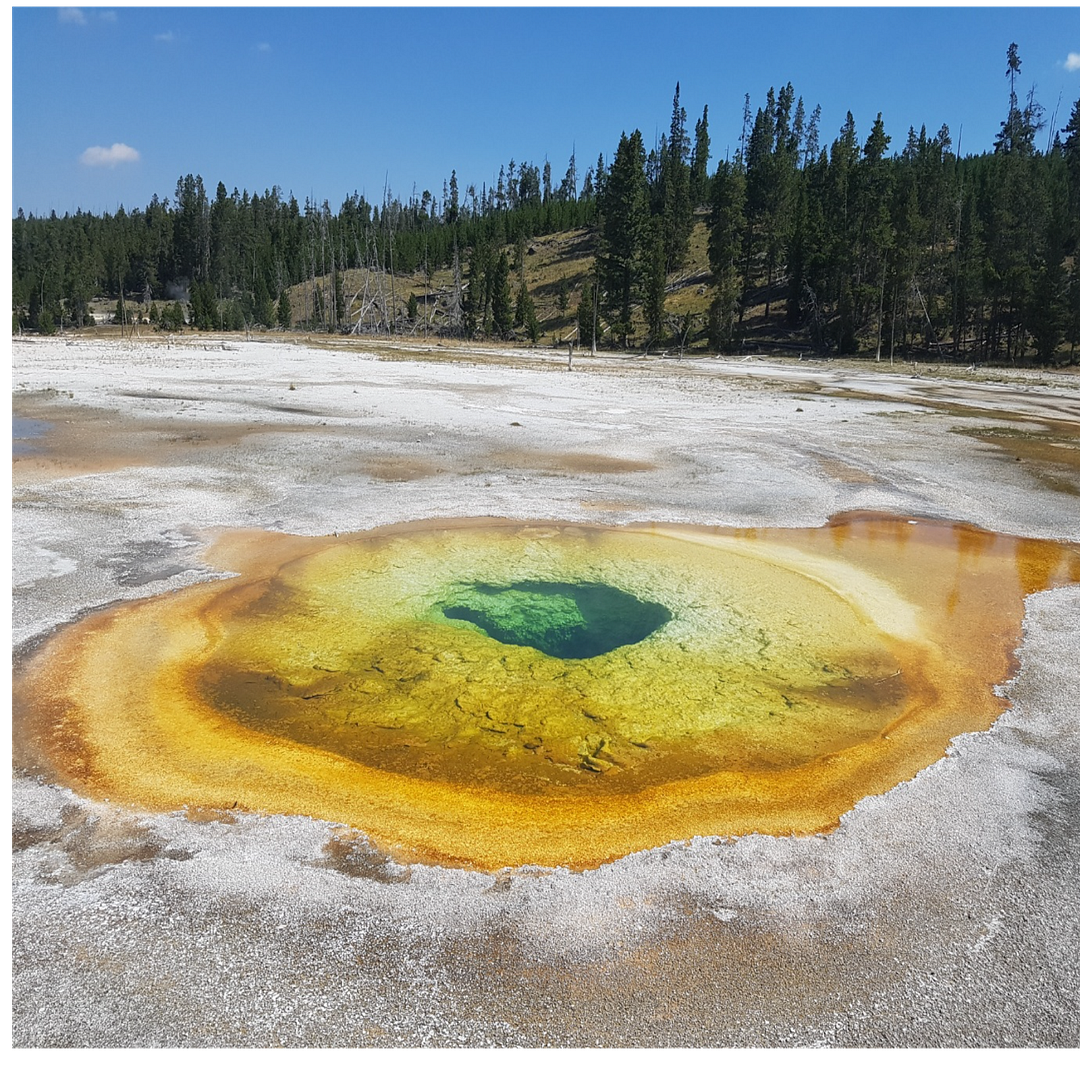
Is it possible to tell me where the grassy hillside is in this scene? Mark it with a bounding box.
[286,215,741,353]
[285,213,840,357]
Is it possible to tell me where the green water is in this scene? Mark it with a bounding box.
[440,580,672,660]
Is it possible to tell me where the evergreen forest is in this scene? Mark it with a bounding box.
[12,46,1080,365]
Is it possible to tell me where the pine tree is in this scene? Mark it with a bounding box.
[826,111,861,348]
[160,302,184,331]
[985,45,1047,360]
[660,83,693,271]
[173,174,210,282]
[743,85,799,319]
[598,130,648,345]
[856,113,894,354]
[707,159,747,349]
[577,279,596,351]
[188,286,203,330]
[515,279,540,342]
[995,44,1033,155]
[515,278,531,327]
[1059,97,1080,249]
[197,281,219,330]
[556,278,569,313]
[690,105,711,207]
[643,223,667,347]
[462,260,481,339]
[448,170,459,224]
[594,153,607,197]
[254,276,275,327]
[491,252,513,336]
[559,150,577,201]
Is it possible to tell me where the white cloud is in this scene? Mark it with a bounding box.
[256,41,271,53]
[99,11,117,23]
[79,143,140,168]
[1065,52,1080,72]
[58,8,86,25]
[154,31,175,43]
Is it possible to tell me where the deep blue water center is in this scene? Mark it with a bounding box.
[441,580,672,660]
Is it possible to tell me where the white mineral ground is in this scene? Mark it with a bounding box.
[10,335,1080,1047]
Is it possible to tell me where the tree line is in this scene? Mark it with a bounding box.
[700,45,1080,364]
[12,44,1080,364]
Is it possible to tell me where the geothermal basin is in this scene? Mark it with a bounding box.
[12,336,1080,1046]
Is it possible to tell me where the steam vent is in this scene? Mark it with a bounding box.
[14,515,1080,870]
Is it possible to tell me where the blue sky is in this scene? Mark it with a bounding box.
[11,4,1080,217]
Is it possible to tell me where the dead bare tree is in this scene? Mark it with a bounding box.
[350,230,394,336]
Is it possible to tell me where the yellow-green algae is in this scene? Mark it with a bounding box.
[200,524,917,793]
[14,515,1080,869]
